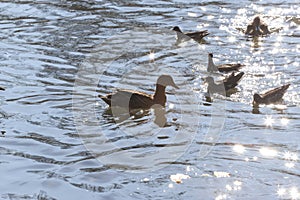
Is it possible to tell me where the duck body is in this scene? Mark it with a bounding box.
[245,16,270,36]
[100,89,156,110]
[253,84,290,106]
[207,53,244,73]
[99,75,179,112]
[172,26,209,43]
[205,72,244,95]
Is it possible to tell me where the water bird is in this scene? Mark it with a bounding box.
[205,72,244,95]
[99,75,179,111]
[245,16,270,36]
[0,87,4,91]
[207,53,245,73]
[172,26,209,43]
[253,84,290,106]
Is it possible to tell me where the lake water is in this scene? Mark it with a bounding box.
[0,0,299,199]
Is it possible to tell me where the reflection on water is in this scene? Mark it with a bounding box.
[0,0,300,199]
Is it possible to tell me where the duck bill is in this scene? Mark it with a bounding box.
[172,83,179,89]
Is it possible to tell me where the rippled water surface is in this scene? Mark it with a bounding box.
[0,0,300,199]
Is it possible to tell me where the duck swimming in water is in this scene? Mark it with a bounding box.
[253,84,290,107]
[0,87,4,91]
[207,53,245,73]
[172,26,209,43]
[205,72,244,95]
[99,75,179,111]
[245,16,270,36]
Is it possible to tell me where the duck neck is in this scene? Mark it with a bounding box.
[153,84,167,106]
[253,25,263,35]
[208,56,217,72]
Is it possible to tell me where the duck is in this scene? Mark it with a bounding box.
[245,16,270,36]
[99,75,179,112]
[253,84,290,106]
[172,26,209,43]
[205,72,244,95]
[207,53,245,73]
[0,87,4,91]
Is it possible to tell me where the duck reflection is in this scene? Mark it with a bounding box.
[251,36,261,49]
[252,107,260,114]
[102,103,168,127]
[102,106,150,124]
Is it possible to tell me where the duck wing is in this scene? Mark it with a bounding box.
[223,72,244,90]
[128,91,154,110]
[218,63,245,72]
[260,84,290,103]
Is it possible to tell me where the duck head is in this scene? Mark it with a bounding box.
[157,75,179,89]
[207,53,218,72]
[253,93,262,106]
[172,26,182,33]
[253,16,261,26]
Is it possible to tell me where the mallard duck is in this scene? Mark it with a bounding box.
[99,75,179,111]
[245,16,270,36]
[253,84,290,106]
[207,53,245,73]
[205,72,244,95]
[172,26,209,43]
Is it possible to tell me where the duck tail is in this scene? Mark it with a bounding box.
[99,94,111,106]
[282,83,290,92]
[235,71,245,83]
[203,30,209,37]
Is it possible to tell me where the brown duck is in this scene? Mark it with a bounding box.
[99,75,179,111]
[207,53,245,73]
[172,26,209,43]
[245,16,270,36]
[253,84,290,106]
[205,72,244,95]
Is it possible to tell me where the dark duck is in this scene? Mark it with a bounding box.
[253,84,290,107]
[99,75,179,112]
[245,16,270,36]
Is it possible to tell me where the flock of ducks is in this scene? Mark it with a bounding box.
[99,16,290,114]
